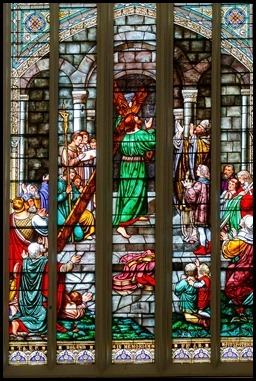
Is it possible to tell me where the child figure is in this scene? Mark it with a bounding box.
[188,258,211,318]
[174,262,210,329]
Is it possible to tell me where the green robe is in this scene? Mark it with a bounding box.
[57,176,84,241]
[10,256,48,334]
[174,278,198,314]
[220,193,242,232]
[113,128,156,226]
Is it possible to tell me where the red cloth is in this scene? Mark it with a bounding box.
[113,249,155,293]
[9,213,31,274]
[197,275,211,310]
[225,244,253,306]
[237,187,253,217]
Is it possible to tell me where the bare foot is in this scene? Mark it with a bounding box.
[138,216,148,221]
[11,320,19,336]
[117,226,131,239]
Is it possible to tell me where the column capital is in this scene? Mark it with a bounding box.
[241,88,250,96]
[11,137,19,148]
[87,109,96,120]
[182,89,198,103]
[72,90,88,104]
[20,94,29,101]
[173,108,183,120]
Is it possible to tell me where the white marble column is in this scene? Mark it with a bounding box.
[86,109,96,135]
[173,108,184,123]
[10,138,19,201]
[72,90,88,132]
[241,88,250,170]
[181,89,198,137]
[19,94,29,189]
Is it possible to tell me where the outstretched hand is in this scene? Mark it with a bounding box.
[21,249,28,259]
[145,117,153,129]
[182,178,194,188]
[70,254,82,264]
[220,231,228,241]
[189,122,195,136]
[175,120,184,135]
[82,292,93,303]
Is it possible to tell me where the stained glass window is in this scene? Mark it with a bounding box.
[112,3,157,363]
[3,3,253,377]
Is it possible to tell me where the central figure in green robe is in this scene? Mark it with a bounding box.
[113,112,156,239]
